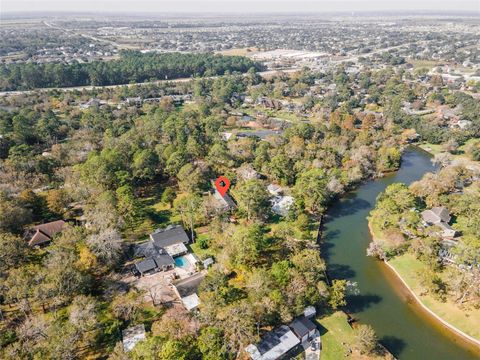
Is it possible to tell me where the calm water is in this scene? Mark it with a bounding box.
[323,147,480,360]
[174,255,190,269]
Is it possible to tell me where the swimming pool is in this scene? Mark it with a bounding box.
[174,255,191,269]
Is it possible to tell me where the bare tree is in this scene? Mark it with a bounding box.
[87,228,123,266]
[69,295,97,331]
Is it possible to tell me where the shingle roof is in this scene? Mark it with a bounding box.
[133,241,161,258]
[421,206,451,225]
[135,258,157,274]
[246,325,300,360]
[431,207,451,223]
[213,190,237,210]
[153,254,175,268]
[150,225,190,248]
[289,316,316,338]
[29,220,67,246]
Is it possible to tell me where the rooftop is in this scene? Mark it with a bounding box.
[28,220,67,246]
[421,206,451,225]
[150,224,190,248]
[289,316,316,339]
[246,325,300,360]
[181,293,200,311]
[271,195,294,217]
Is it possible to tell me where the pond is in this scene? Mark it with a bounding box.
[322,147,479,359]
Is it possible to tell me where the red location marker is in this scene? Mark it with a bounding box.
[215,176,230,197]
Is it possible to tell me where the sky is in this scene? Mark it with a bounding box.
[1,0,479,14]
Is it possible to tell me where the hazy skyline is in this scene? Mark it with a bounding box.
[2,0,479,14]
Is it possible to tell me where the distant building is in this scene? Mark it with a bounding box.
[421,206,451,224]
[122,324,146,352]
[202,257,214,268]
[220,132,233,141]
[79,98,101,109]
[27,220,67,247]
[133,240,175,276]
[237,130,283,140]
[237,164,260,180]
[438,239,458,265]
[450,119,472,130]
[211,181,237,211]
[126,97,142,107]
[181,293,201,311]
[245,325,300,360]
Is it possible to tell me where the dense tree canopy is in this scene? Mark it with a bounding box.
[0,51,265,90]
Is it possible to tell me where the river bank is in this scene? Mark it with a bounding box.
[368,222,480,351]
[322,147,478,359]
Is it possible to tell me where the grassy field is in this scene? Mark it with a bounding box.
[388,253,480,341]
[407,59,443,70]
[124,184,181,240]
[317,312,393,360]
[317,311,355,360]
[189,232,215,260]
[216,47,261,56]
[419,139,479,160]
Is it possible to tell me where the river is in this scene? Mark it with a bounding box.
[322,147,480,360]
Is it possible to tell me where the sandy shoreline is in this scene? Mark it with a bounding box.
[367,222,480,351]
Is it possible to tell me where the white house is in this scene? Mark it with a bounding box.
[245,325,300,360]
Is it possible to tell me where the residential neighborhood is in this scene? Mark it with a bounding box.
[0,2,479,360]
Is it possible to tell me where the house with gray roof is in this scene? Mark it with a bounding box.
[211,181,237,211]
[245,325,300,360]
[149,225,190,257]
[421,206,451,225]
[289,316,316,343]
[134,248,175,276]
[150,224,190,248]
[133,225,190,276]
[421,206,457,239]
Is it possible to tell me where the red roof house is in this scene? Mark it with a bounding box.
[28,220,67,246]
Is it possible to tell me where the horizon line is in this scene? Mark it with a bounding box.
[2,10,479,16]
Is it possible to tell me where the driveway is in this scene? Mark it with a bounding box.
[133,270,178,305]
[303,330,321,360]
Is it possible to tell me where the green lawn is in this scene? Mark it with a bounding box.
[317,312,394,360]
[407,59,442,70]
[189,233,215,260]
[388,253,480,341]
[124,185,181,240]
[419,139,479,161]
[241,105,304,123]
[317,311,356,360]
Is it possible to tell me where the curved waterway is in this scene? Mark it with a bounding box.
[323,147,480,359]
